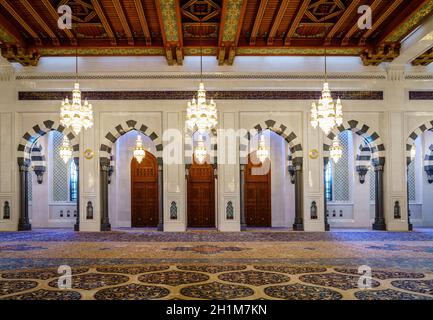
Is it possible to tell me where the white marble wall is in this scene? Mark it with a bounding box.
[0,56,433,232]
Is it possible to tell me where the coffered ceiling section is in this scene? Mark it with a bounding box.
[0,0,432,66]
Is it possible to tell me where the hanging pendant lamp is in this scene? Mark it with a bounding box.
[60,46,94,135]
[330,136,343,163]
[186,20,218,133]
[133,135,146,164]
[310,47,343,135]
[59,136,73,164]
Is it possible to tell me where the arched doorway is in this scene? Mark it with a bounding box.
[244,152,271,227]
[406,122,433,229]
[323,120,386,231]
[100,120,164,231]
[239,120,302,231]
[17,120,80,231]
[131,152,159,227]
[187,158,216,228]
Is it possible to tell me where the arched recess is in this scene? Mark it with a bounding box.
[185,129,218,229]
[406,120,433,230]
[17,120,80,231]
[99,120,164,231]
[323,119,386,231]
[239,119,304,231]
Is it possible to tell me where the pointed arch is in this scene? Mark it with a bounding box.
[100,120,163,165]
[239,119,303,165]
[323,120,385,167]
[17,120,79,166]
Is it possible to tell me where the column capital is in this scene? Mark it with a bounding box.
[19,165,29,172]
[374,165,385,172]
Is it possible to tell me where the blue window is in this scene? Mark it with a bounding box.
[325,160,333,202]
[69,161,78,202]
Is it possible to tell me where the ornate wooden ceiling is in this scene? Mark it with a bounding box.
[0,0,432,67]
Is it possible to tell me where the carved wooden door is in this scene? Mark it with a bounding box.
[187,161,215,228]
[131,153,158,227]
[244,153,271,227]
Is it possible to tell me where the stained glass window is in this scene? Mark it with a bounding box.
[325,160,332,202]
[69,161,78,202]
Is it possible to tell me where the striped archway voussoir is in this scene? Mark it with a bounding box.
[323,120,385,167]
[406,120,433,165]
[17,120,79,166]
[239,119,303,165]
[100,119,163,165]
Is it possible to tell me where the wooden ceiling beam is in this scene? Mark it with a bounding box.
[133,0,152,45]
[0,0,41,45]
[284,0,311,46]
[324,0,360,45]
[218,0,247,65]
[40,0,76,46]
[359,0,404,46]
[19,0,60,46]
[342,0,381,46]
[379,0,433,45]
[267,0,290,45]
[91,0,117,45]
[0,11,25,46]
[112,0,134,45]
[250,0,269,46]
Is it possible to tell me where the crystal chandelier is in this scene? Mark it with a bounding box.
[310,48,343,135]
[256,134,269,163]
[194,135,208,164]
[133,135,146,164]
[60,48,94,135]
[185,20,217,133]
[59,136,73,163]
[330,136,343,163]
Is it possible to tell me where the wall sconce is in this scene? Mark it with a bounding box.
[425,168,433,184]
[357,168,369,184]
[310,201,318,220]
[108,166,114,184]
[288,165,295,184]
[36,172,44,184]
[394,201,401,219]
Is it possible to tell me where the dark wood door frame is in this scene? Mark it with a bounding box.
[187,161,216,228]
[131,152,159,227]
[244,153,272,227]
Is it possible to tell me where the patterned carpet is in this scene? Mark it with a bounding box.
[0,229,433,300]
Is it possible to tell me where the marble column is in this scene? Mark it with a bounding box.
[74,159,80,232]
[18,165,31,231]
[240,164,247,231]
[157,164,164,231]
[293,162,304,231]
[100,163,111,231]
[323,158,330,231]
[372,165,386,230]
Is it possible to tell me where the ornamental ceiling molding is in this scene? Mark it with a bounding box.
[19,90,383,101]
[15,72,387,81]
[221,0,244,42]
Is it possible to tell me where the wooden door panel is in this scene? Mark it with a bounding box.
[187,162,215,228]
[131,153,158,228]
[244,154,271,227]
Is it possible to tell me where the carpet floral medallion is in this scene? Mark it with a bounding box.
[0,229,432,300]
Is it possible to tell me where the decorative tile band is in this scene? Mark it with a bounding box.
[409,91,433,100]
[19,90,384,101]
[15,72,387,81]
